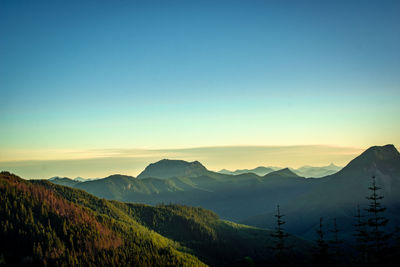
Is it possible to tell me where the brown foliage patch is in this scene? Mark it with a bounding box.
[0,172,123,250]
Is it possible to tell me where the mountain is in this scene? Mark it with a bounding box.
[47,145,400,243]
[219,164,342,178]
[218,166,277,176]
[50,161,312,222]
[137,159,209,179]
[339,144,400,174]
[264,168,299,178]
[74,177,100,182]
[49,176,81,187]
[291,163,342,178]
[243,144,400,239]
[0,171,313,266]
[74,174,185,201]
[49,176,100,185]
[218,169,232,175]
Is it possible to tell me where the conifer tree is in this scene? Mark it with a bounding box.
[314,217,330,266]
[271,205,289,265]
[365,176,389,252]
[365,175,390,265]
[316,217,328,252]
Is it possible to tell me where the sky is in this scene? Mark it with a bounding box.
[0,145,364,179]
[0,0,399,178]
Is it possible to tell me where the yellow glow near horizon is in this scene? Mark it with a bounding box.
[0,145,374,179]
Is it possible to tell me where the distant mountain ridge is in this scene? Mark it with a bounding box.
[264,167,299,178]
[219,164,342,178]
[291,163,341,177]
[49,176,99,182]
[48,177,81,187]
[218,166,278,176]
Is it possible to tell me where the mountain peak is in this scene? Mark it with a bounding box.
[137,159,209,179]
[264,167,299,178]
[341,144,400,174]
[364,144,398,157]
[354,144,399,162]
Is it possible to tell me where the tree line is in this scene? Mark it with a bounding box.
[271,175,399,267]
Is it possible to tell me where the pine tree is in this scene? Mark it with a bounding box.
[316,217,328,252]
[365,176,389,253]
[314,217,330,266]
[271,205,289,265]
[353,205,368,267]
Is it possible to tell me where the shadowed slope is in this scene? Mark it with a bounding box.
[244,145,400,239]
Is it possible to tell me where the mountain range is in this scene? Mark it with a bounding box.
[48,144,400,242]
[218,163,342,178]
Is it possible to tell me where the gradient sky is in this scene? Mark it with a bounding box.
[1,0,400,176]
[0,145,364,179]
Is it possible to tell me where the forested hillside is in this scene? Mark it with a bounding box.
[0,171,311,266]
[0,172,205,266]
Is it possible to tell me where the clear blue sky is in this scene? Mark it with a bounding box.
[1,0,399,159]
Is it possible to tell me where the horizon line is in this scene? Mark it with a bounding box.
[0,143,374,163]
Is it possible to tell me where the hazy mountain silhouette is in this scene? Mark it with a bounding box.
[48,144,400,241]
[264,168,299,178]
[49,176,81,187]
[218,166,277,176]
[292,163,342,177]
[137,159,209,179]
[219,164,341,178]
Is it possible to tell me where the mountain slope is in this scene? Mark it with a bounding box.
[1,171,314,266]
[0,171,204,266]
[73,174,189,203]
[118,203,313,266]
[50,163,313,221]
[244,144,400,239]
